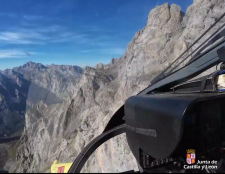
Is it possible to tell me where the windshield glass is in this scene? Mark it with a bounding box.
[0,0,225,173]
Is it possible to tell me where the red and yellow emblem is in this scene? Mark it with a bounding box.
[186,149,195,164]
[58,166,65,173]
[51,160,73,173]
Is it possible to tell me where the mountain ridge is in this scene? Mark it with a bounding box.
[6,0,225,173]
[0,62,83,138]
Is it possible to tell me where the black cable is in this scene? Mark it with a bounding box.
[151,11,225,85]
[152,22,225,85]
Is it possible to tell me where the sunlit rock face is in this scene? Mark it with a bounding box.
[10,0,225,173]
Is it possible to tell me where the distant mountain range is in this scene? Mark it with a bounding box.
[0,61,83,137]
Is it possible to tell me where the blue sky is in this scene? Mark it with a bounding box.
[0,0,193,70]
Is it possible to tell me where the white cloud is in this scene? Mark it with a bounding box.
[101,48,125,55]
[80,50,94,53]
[29,52,45,55]
[0,23,113,46]
[0,50,45,59]
[0,32,21,40]
[35,25,61,33]
[23,15,44,20]
[0,25,86,45]
[0,50,28,59]
[51,33,89,43]
[0,31,45,45]
[80,25,103,32]
[80,48,125,55]
[0,12,16,18]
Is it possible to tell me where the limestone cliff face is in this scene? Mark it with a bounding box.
[11,0,225,173]
[0,62,83,139]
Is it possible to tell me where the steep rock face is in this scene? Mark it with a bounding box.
[0,62,83,138]
[11,0,225,173]
[0,71,29,137]
[114,0,225,102]
[10,67,118,173]
[14,101,75,173]
[119,3,184,80]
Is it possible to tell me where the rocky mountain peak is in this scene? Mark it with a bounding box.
[84,66,95,73]
[147,2,184,31]
[84,66,104,77]
[95,63,104,69]
[13,61,47,73]
[22,61,46,69]
[47,64,83,73]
